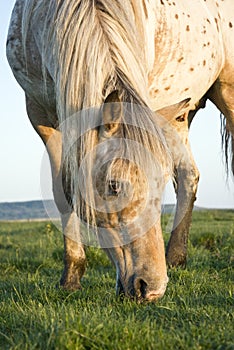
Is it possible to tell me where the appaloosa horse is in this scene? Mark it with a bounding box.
[7,0,234,301]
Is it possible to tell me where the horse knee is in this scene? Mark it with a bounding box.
[189,166,200,195]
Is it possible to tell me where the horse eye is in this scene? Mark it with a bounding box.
[108,180,122,196]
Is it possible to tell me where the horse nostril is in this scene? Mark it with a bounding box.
[134,278,148,299]
[139,279,148,298]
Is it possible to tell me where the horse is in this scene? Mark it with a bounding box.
[6,0,234,301]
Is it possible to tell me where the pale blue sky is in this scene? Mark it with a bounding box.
[0,1,233,208]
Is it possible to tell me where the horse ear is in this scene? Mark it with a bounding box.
[156,98,191,120]
[101,91,123,136]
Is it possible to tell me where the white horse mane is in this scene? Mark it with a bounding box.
[22,0,150,115]
[21,0,172,227]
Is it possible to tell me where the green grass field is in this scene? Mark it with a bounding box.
[0,210,233,350]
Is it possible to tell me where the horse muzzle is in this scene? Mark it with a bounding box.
[116,275,169,302]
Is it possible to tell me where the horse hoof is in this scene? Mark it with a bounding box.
[60,275,82,291]
[60,281,82,291]
[166,253,187,268]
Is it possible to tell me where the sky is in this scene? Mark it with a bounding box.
[0,1,233,208]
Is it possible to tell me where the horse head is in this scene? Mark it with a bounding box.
[85,91,170,301]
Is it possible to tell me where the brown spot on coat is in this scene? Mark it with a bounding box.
[229,22,233,28]
[186,25,190,31]
[175,14,179,19]
[178,57,184,63]
[165,86,171,91]
[214,18,219,32]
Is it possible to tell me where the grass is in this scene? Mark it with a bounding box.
[0,210,233,350]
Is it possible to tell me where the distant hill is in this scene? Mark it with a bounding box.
[0,200,206,221]
[161,204,204,214]
[0,200,59,221]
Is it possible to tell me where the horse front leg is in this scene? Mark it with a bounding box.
[26,96,86,290]
[162,113,199,267]
[46,135,86,291]
[166,157,199,267]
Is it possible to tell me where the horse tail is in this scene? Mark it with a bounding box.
[232,138,234,177]
[231,136,234,178]
[220,114,234,177]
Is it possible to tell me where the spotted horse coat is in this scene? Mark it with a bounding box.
[6,0,234,300]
